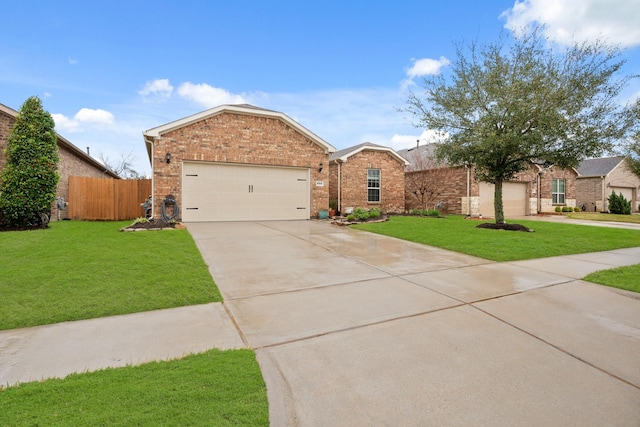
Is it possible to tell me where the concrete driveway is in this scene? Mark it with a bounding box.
[187,220,640,426]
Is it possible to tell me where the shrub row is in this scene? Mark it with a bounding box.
[409,208,441,217]
[346,207,382,221]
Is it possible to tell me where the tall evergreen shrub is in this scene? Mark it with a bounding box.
[608,191,631,214]
[0,96,59,228]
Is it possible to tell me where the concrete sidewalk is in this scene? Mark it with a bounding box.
[0,303,244,387]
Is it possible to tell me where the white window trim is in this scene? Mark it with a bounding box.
[367,169,381,203]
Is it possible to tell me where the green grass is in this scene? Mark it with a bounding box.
[0,221,222,330]
[0,349,268,426]
[567,212,640,224]
[583,264,640,293]
[352,215,640,261]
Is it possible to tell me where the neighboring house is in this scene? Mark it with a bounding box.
[576,156,640,212]
[328,142,408,214]
[398,144,578,217]
[0,102,119,221]
[143,104,336,222]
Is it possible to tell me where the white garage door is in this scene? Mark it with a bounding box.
[610,187,633,202]
[479,182,528,218]
[182,162,310,222]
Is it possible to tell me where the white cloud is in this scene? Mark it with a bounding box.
[406,57,451,78]
[401,57,450,90]
[177,82,246,108]
[52,108,115,133]
[138,78,174,98]
[501,0,640,48]
[75,108,114,124]
[68,58,78,65]
[52,113,79,133]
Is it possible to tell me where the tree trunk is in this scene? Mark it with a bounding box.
[494,180,505,224]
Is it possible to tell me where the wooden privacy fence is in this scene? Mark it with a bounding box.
[68,176,151,220]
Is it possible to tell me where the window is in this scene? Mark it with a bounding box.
[367,169,380,202]
[552,178,565,204]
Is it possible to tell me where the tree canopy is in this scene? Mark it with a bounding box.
[625,138,640,178]
[0,96,59,228]
[406,28,639,223]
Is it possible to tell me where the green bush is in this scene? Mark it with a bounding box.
[346,214,356,221]
[353,207,370,221]
[409,209,422,215]
[0,96,59,228]
[368,207,381,218]
[608,191,632,214]
[562,206,572,212]
[427,209,440,217]
[574,206,581,212]
[555,206,562,213]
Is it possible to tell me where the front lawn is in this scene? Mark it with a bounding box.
[0,221,222,330]
[583,264,640,293]
[352,215,640,262]
[0,349,268,426]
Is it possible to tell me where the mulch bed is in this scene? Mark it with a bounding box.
[476,222,534,232]
[121,220,180,231]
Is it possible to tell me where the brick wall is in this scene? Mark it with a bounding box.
[333,150,405,213]
[0,110,13,170]
[405,166,468,213]
[151,111,330,218]
[576,177,602,212]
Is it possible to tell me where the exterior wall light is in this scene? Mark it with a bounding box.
[166,152,171,164]
[318,163,323,172]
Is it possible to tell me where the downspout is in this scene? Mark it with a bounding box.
[601,175,606,212]
[537,172,541,214]
[145,136,155,219]
[466,165,470,216]
[337,161,342,214]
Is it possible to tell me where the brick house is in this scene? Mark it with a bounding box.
[328,142,408,214]
[0,102,119,221]
[142,104,336,222]
[399,144,578,217]
[576,156,640,212]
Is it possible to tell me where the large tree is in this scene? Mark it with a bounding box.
[406,29,639,224]
[0,96,59,228]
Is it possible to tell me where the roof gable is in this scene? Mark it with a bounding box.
[330,142,409,165]
[143,104,336,160]
[577,156,625,177]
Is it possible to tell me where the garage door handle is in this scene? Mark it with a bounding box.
[248,185,254,193]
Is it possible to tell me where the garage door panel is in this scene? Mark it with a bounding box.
[183,162,310,222]
[479,182,527,217]
[610,187,632,201]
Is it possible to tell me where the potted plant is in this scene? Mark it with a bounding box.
[329,199,338,217]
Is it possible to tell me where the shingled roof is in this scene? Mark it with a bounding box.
[577,156,625,177]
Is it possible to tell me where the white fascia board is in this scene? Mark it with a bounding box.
[338,145,410,165]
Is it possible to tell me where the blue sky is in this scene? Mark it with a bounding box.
[2,0,639,176]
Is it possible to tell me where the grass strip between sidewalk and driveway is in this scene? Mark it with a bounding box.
[0,221,222,330]
[583,264,640,293]
[351,215,640,262]
[0,349,269,426]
